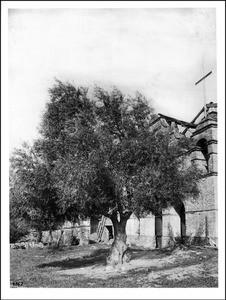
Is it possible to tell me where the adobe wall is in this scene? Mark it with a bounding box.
[125,175,217,248]
[125,108,218,249]
[126,213,156,248]
[187,110,218,245]
[185,175,218,245]
[162,207,181,248]
[41,220,90,246]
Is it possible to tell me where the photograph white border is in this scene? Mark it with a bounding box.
[1,1,225,299]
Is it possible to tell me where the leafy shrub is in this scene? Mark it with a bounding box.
[10,218,30,243]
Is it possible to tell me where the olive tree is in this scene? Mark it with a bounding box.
[39,80,201,266]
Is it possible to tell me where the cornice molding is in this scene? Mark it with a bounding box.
[191,124,217,137]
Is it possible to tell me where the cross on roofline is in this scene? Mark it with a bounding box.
[195,71,212,117]
[195,71,212,86]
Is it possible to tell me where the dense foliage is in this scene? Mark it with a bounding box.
[10,80,202,257]
[9,141,78,243]
[38,80,201,219]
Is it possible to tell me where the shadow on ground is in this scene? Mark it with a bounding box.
[37,248,110,270]
[11,244,218,288]
[37,246,168,271]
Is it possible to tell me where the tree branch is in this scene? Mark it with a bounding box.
[104,205,118,218]
[121,210,133,220]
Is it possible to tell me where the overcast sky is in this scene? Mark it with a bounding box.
[8,8,217,151]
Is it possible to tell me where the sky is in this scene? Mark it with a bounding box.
[8,7,217,151]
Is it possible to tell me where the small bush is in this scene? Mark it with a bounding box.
[10,218,30,243]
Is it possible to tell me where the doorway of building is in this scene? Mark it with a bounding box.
[180,203,186,244]
[106,225,114,240]
[174,202,186,244]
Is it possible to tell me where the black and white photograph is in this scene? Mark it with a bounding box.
[1,1,225,299]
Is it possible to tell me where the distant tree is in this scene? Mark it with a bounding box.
[9,141,78,246]
[10,217,30,244]
[39,80,202,266]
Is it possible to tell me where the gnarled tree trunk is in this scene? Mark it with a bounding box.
[38,230,43,243]
[56,227,64,248]
[48,227,53,246]
[107,212,131,267]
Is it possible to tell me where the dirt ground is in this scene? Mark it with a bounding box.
[10,243,218,288]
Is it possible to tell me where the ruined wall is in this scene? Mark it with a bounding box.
[186,106,218,245]
[162,207,181,248]
[125,105,218,248]
[42,220,90,246]
[185,175,218,245]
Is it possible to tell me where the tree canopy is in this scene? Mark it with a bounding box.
[37,80,201,220]
[9,140,78,243]
[10,79,202,261]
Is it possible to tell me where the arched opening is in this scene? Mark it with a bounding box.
[174,202,186,244]
[105,225,114,240]
[197,138,209,171]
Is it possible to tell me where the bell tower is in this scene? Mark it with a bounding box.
[190,102,217,175]
[186,102,218,245]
